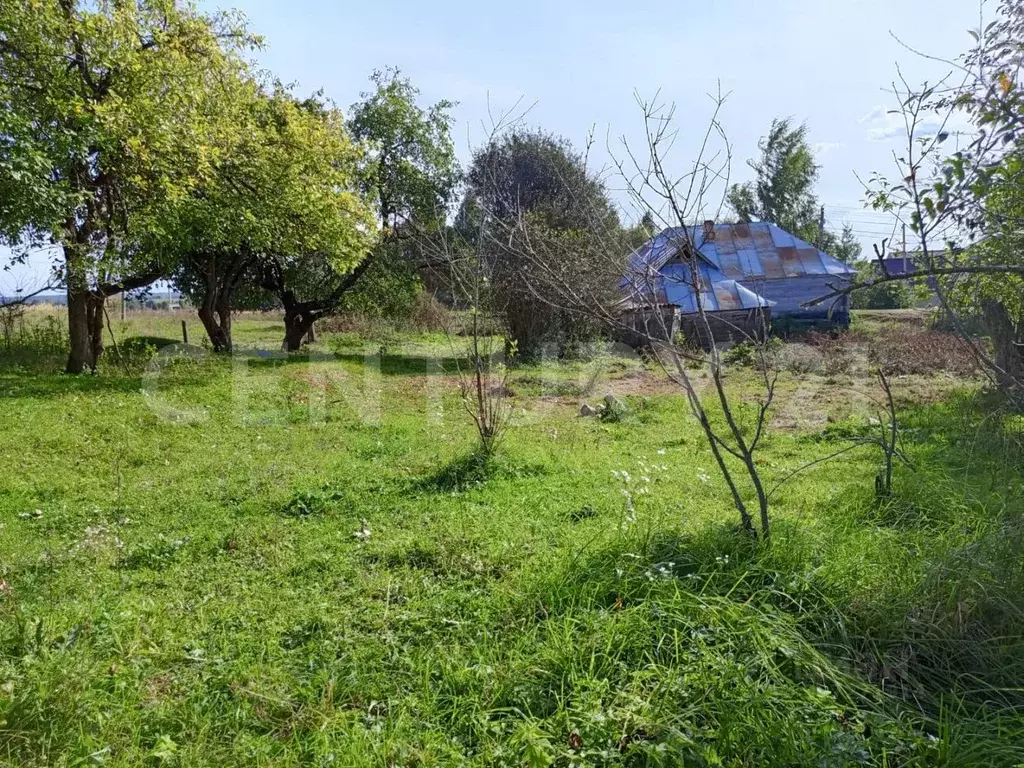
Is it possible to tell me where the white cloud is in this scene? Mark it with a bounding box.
[868,122,909,142]
[813,141,846,155]
[859,105,909,141]
[858,105,887,124]
[859,104,969,143]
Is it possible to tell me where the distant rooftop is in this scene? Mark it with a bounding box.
[627,222,856,282]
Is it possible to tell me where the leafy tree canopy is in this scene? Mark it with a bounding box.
[168,86,376,276]
[727,118,821,243]
[0,0,258,370]
[459,128,623,360]
[348,67,458,233]
[833,223,863,264]
[164,83,377,349]
[728,118,866,263]
[260,70,457,348]
[0,0,256,264]
[462,128,620,232]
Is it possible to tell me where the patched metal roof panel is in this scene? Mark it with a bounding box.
[660,262,699,312]
[716,231,744,278]
[713,281,743,311]
[656,262,772,313]
[769,226,796,249]
[778,246,803,277]
[824,256,855,275]
[620,222,854,311]
[737,246,763,276]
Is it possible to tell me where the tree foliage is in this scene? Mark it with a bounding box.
[850,262,913,310]
[833,223,862,264]
[0,0,257,371]
[348,68,458,232]
[167,86,376,351]
[327,68,458,323]
[726,118,863,263]
[727,119,821,242]
[461,129,621,360]
[861,0,1024,396]
[259,70,457,349]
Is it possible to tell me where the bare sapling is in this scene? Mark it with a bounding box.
[474,89,779,541]
[422,104,532,459]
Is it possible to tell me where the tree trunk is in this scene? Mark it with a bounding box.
[198,294,234,353]
[194,253,251,353]
[283,308,316,352]
[217,301,233,352]
[198,305,230,353]
[65,245,98,373]
[66,283,95,374]
[65,290,107,373]
[983,300,1024,396]
[87,294,106,365]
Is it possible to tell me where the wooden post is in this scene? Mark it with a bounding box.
[181,320,188,345]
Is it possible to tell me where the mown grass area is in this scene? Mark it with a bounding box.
[1,311,1023,766]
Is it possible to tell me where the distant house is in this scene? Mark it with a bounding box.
[879,253,942,307]
[620,222,856,347]
[880,256,917,276]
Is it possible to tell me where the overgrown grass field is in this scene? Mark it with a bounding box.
[1,310,1022,766]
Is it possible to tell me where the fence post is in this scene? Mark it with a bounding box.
[181,320,188,345]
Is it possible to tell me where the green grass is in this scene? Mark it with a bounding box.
[1,312,1023,766]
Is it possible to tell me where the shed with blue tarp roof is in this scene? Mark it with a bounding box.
[619,222,855,346]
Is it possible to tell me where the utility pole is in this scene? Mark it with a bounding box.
[816,205,826,250]
[902,223,907,260]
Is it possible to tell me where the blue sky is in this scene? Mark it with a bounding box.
[4,0,983,289]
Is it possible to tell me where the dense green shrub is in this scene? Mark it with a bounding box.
[851,262,914,310]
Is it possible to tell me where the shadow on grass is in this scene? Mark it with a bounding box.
[0,371,151,400]
[529,511,1024,755]
[189,350,472,376]
[534,384,1024,714]
[410,450,549,494]
[900,389,1024,490]
[333,352,472,377]
[412,451,498,493]
[532,521,767,617]
[803,393,1024,699]
[118,335,180,353]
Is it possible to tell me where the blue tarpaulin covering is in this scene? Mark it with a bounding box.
[622,223,854,315]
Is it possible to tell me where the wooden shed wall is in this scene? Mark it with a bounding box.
[678,308,771,350]
[618,307,680,348]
